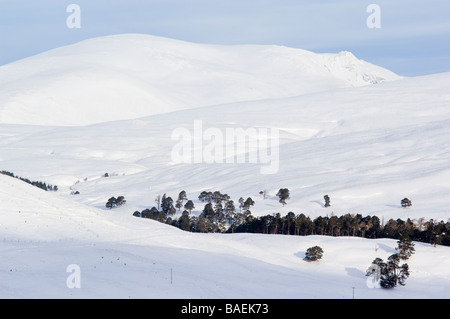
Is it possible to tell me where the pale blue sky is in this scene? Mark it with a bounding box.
[0,0,449,76]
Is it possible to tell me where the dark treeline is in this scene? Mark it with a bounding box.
[1,170,58,192]
[234,213,450,247]
[133,190,450,247]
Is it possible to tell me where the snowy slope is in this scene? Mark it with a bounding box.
[1,174,449,298]
[0,34,399,126]
[1,72,449,222]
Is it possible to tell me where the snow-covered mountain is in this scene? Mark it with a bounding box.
[0,34,399,126]
[0,34,448,299]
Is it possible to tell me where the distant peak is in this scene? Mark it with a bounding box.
[0,34,400,126]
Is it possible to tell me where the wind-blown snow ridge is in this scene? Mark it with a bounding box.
[0,34,400,126]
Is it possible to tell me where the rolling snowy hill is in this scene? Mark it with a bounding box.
[1,71,449,222]
[0,34,449,299]
[1,173,449,299]
[0,34,399,126]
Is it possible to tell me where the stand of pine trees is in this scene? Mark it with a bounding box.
[233,213,449,246]
[133,190,450,247]
[1,170,58,192]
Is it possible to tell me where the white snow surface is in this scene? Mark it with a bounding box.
[0,34,399,126]
[0,34,449,299]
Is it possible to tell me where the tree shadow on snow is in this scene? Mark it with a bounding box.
[345,267,365,278]
[311,200,325,208]
[376,243,397,254]
[294,251,306,260]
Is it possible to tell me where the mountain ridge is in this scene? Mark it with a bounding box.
[0,33,400,126]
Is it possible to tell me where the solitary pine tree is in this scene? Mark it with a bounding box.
[324,195,331,207]
[276,188,290,206]
[396,236,415,260]
[401,198,412,208]
[304,246,324,261]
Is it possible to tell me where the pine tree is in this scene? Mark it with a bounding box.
[367,254,410,288]
[242,197,255,214]
[324,195,330,207]
[382,254,410,288]
[276,188,290,206]
[304,246,324,261]
[238,197,244,213]
[401,198,412,208]
[396,236,415,260]
[198,191,212,203]
[178,211,191,231]
[176,191,187,211]
[224,200,235,219]
[116,196,126,206]
[106,197,117,209]
[184,200,195,214]
[178,190,187,202]
[202,202,215,221]
[161,195,175,216]
[175,199,183,211]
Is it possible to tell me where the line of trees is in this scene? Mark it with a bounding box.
[132,190,450,247]
[1,170,58,192]
[233,212,449,246]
